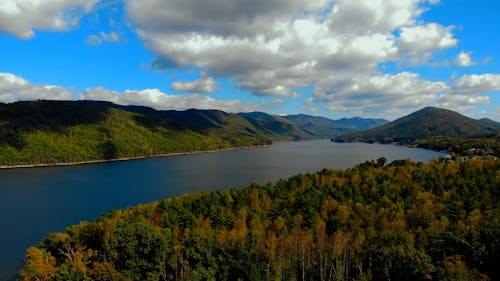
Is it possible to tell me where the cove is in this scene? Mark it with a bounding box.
[0,140,445,280]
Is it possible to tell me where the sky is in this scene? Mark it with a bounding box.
[0,0,499,121]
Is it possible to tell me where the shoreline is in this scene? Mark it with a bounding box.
[0,144,272,170]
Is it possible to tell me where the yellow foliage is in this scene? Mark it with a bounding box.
[320,199,338,219]
[466,209,483,227]
[273,216,287,233]
[21,247,57,281]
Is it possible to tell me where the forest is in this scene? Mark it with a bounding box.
[0,101,274,166]
[19,158,499,281]
[415,134,500,157]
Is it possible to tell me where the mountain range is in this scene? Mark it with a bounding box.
[1,101,498,166]
[0,100,386,166]
[282,114,388,137]
[333,106,499,144]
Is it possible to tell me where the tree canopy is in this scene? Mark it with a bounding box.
[19,158,499,281]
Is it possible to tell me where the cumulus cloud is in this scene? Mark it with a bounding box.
[122,0,500,118]
[0,72,261,112]
[398,23,457,55]
[327,0,421,35]
[126,0,461,102]
[312,72,447,117]
[126,0,330,37]
[171,74,218,93]
[0,73,70,102]
[310,71,499,118]
[0,70,264,112]
[82,87,259,112]
[85,31,121,46]
[455,51,476,67]
[452,74,500,95]
[0,0,98,39]
[0,72,30,91]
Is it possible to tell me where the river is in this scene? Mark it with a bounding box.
[0,140,445,280]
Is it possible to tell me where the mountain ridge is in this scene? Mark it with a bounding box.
[2,101,497,166]
[334,106,499,144]
[0,100,281,166]
[282,113,389,137]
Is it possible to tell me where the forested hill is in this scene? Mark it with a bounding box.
[282,114,389,137]
[90,101,309,140]
[236,112,312,140]
[334,106,499,144]
[19,158,499,280]
[0,100,308,166]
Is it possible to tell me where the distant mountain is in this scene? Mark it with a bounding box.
[283,114,389,137]
[480,118,500,128]
[334,117,389,130]
[334,107,499,143]
[0,101,312,166]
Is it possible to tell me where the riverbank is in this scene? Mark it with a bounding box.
[0,144,272,170]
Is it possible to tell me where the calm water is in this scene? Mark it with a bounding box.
[0,140,444,280]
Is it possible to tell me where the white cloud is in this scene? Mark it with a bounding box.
[171,75,218,93]
[127,0,458,101]
[17,85,71,101]
[82,87,259,112]
[313,71,447,117]
[398,23,457,55]
[0,0,98,39]
[452,74,500,95]
[86,31,121,46]
[0,73,70,102]
[327,0,421,35]
[436,95,490,113]
[0,72,30,91]
[0,72,261,113]
[122,0,500,119]
[455,51,476,67]
[126,0,330,37]
[312,71,498,118]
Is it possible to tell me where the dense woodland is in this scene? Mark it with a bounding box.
[20,158,499,281]
[415,134,500,157]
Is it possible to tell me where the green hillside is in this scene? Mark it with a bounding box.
[238,112,312,140]
[0,101,303,167]
[19,158,499,280]
[334,107,499,144]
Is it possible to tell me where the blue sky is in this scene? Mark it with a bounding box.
[0,0,499,120]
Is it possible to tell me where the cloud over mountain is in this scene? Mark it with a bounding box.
[82,87,257,112]
[0,73,70,102]
[122,0,500,118]
[0,72,260,113]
